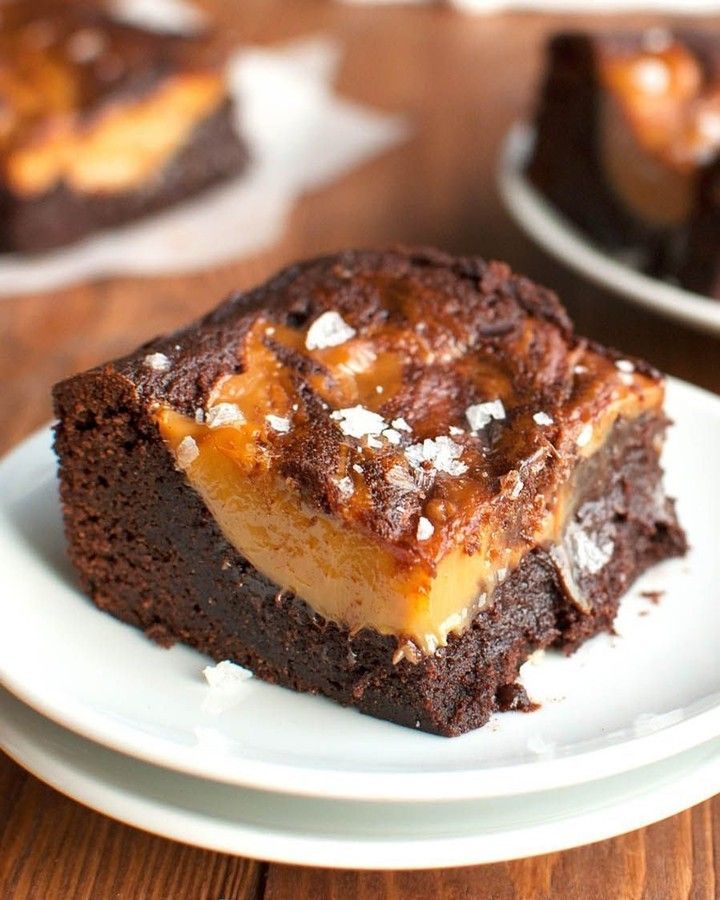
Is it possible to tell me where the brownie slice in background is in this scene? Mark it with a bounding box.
[0,0,248,253]
[528,30,720,298]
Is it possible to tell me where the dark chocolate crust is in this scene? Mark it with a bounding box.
[52,248,686,736]
[528,31,720,297]
[0,98,248,254]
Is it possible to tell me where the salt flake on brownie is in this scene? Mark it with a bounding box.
[305,311,356,351]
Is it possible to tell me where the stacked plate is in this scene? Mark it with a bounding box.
[1,377,720,869]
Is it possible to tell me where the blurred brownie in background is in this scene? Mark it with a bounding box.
[528,30,720,299]
[0,0,248,253]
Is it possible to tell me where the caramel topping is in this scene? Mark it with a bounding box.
[153,306,663,653]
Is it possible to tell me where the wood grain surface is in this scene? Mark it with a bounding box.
[1,2,719,897]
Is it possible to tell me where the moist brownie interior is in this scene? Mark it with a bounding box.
[53,247,686,735]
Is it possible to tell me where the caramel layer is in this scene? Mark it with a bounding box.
[154,315,663,654]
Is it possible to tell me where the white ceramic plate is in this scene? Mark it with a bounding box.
[0,378,718,802]
[498,124,720,337]
[3,687,720,869]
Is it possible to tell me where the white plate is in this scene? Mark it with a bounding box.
[498,124,720,337]
[3,687,720,869]
[0,378,718,802]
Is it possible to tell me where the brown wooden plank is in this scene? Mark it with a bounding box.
[0,767,265,900]
[264,800,719,899]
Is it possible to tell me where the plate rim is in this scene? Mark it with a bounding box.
[1,376,719,802]
[3,686,720,869]
[498,122,720,337]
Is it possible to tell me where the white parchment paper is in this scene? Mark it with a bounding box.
[0,38,408,296]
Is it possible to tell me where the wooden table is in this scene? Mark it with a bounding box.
[2,2,719,896]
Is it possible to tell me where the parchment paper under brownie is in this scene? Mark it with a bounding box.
[0,0,248,253]
[528,30,720,298]
[53,248,686,736]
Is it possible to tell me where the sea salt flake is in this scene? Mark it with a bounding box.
[331,405,387,439]
[466,399,505,432]
[509,478,524,499]
[533,411,554,426]
[194,408,204,424]
[392,417,412,433]
[571,528,614,575]
[574,364,588,375]
[615,359,635,374]
[448,425,465,436]
[416,516,434,541]
[405,435,467,477]
[143,352,171,372]
[376,385,384,394]
[382,428,402,445]
[352,463,364,474]
[266,414,291,433]
[576,423,593,448]
[334,476,354,498]
[305,311,356,351]
[367,435,382,449]
[386,465,418,493]
[206,402,245,428]
[203,659,253,689]
[176,435,199,469]
[527,734,555,756]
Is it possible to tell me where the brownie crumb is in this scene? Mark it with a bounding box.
[496,682,540,713]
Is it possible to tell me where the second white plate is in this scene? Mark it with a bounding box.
[0,378,718,802]
[3,686,720,869]
[498,123,720,337]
